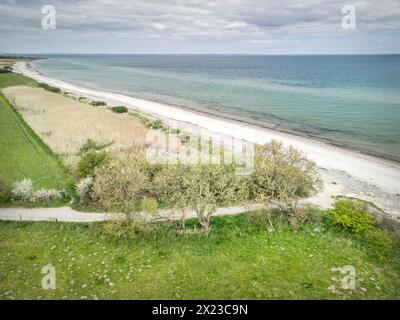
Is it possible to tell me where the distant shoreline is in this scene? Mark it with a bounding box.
[12,60,400,198]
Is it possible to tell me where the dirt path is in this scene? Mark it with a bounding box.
[0,204,263,223]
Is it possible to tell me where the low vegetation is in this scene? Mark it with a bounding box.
[0,208,399,299]
[111,106,128,113]
[38,82,61,93]
[90,100,107,107]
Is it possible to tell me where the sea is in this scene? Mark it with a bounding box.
[33,54,400,161]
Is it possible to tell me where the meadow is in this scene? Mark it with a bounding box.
[0,212,399,300]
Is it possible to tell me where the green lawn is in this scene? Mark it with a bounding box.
[0,213,399,300]
[0,72,37,89]
[0,93,70,191]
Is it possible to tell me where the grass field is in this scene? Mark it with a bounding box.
[0,72,36,89]
[0,213,399,300]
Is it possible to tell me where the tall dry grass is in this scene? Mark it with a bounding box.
[2,85,150,167]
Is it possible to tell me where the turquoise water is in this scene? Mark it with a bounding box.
[34,54,400,161]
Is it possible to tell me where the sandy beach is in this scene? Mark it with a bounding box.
[12,60,400,217]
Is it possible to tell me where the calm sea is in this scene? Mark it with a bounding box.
[34,54,400,161]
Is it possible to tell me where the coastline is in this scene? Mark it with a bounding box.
[12,60,400,215]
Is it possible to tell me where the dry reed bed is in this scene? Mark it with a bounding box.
[2,85,151,166]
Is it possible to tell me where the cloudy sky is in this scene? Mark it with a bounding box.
[1,0,400,54]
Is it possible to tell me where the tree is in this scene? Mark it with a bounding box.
[250,140,321,212]
[155,163,248,229]
[90,150,149,213]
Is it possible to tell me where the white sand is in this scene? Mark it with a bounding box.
[13,61,400,215]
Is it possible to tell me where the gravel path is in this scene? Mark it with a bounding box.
[0,205,263,223]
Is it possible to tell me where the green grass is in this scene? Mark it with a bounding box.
[0,93,72,197]
[0,72,37,89]
[0,213,399,300]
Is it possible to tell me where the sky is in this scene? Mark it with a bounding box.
[1,0,400,54]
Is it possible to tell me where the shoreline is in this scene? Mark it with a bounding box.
[11,60,400,214]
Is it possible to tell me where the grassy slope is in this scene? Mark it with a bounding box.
[0,214,399,300]
[0,73,72,193]
[0,72,37,89]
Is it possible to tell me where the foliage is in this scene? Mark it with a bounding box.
[139,197,158,214]
[31,188,63,202]
[101,218,169,240]
[77,151,108,179]
[327,199,376,236]
[90,100,107,106]
[155,163,248,229]
[38,82,61,93]
[76,176,93,206]
[111,106,128,113]
[89,150,149,212]
[11,178,63,203]
[130,111,165,129]
[250,140,320,211]
[0,177,12,202]
[78,139,112,155]
[179,133,190,144]
[11,178,33,201]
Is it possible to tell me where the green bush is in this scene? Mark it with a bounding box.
[148,119,163,129]
[101,218,170,240]
[90,100,107,106]
[0,68,12,74]
[79,139,112,154]
[111,106,128,113]
[179,134,190,144]
[38,83,61,93]
[327,199,375,236]
[77,151,108,179]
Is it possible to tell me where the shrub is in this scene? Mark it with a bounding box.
[111,106,128,113]
[11,179,33,201]
[90,150,149,212]
[139,197,158,213]
[79,139,112,154]
[0,177,12,202]
[38,83,61,93]
[327,199,375,236]
[155,163,249,229]
[250,140,321,211]
[90,100,107,106]
[31,188,63,202]
[101,218,169,240]
[179,134,190,144]
[76,176,94,205]
[77,151,108,178]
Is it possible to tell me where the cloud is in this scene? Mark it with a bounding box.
[0,0,399,53]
